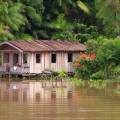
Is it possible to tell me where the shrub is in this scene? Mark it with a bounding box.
[73,53,96,79]
[96,38,120,79]
[111,66,120,75]
[58,71,67,78]
[90,71,104,80]
[110,66,120,80]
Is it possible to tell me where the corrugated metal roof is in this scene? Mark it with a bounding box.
[1,40,86,52]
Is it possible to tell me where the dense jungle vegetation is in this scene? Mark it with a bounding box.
[0,0,120,80]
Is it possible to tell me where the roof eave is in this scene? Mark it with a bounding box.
[0,42,23,52]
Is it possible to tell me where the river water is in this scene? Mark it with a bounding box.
[0,80,120,120]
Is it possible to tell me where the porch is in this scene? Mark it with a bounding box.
[0,43,30,74]
[0,66,30,74]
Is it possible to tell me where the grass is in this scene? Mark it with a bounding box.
[69,77,86,87]
[68,77,109,89]
[88,79,108,89]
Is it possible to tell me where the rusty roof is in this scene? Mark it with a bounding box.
[1,40,86,52]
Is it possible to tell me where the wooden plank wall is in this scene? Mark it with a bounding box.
[30,52,80,73]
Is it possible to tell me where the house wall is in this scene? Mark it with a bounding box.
[0,44,82,73]
[0,50,80,73]
[29,52,80,73]
[1,51,21,66]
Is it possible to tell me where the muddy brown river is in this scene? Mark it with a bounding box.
[0,80,120,120]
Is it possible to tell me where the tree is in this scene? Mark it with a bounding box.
[96,37,120,79]
[0,0,27,41]
[13,0,44,39]
[41,0,92,39]
[95,0,120,36]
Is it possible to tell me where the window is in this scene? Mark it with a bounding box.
[36,54,41,63]
[51,53,56,63]
[4,53,9,63]
[23,53,28,64]
[68,53,73,62]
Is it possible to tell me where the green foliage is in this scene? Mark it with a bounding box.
[85,39,100,53]
[69,77,108,89]
[90,71,104,80]
[52,23,98,42]
[69,77,85,87]
[96,38,120,78]
[50,14,74,31]
[16,33,33,40]
[73,36,120,80]
[74,53,96,80]
[95,0,120,36]
[0,2,27,31]
[74,23,98,43]
[77,1,90,14]
[111,66,120,80]
[0,0,44,40]
[111,66,120,75]
[58,71,67,78]
[74,61,95,80]
[52,31,78,41]
[16,0,44,39]
[25,6,42,23]
[88,79,107,89]
[0,0,27,41]
[1,0,120,40]
[55,0,90,15]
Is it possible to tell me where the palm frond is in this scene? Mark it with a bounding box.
[77,1,90,14]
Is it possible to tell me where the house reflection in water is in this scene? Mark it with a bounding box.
[0,81,74,103]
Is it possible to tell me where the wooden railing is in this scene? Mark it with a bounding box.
[0,66,6,73]
[0,66,30,74]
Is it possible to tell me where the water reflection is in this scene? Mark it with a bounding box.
[0,81,74,103]
[0,80,120,120]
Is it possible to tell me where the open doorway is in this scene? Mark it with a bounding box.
[13,53,19,65]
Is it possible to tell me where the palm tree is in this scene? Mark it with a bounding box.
[0,0,27,40]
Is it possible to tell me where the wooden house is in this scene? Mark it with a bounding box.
[0,40,86,74]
